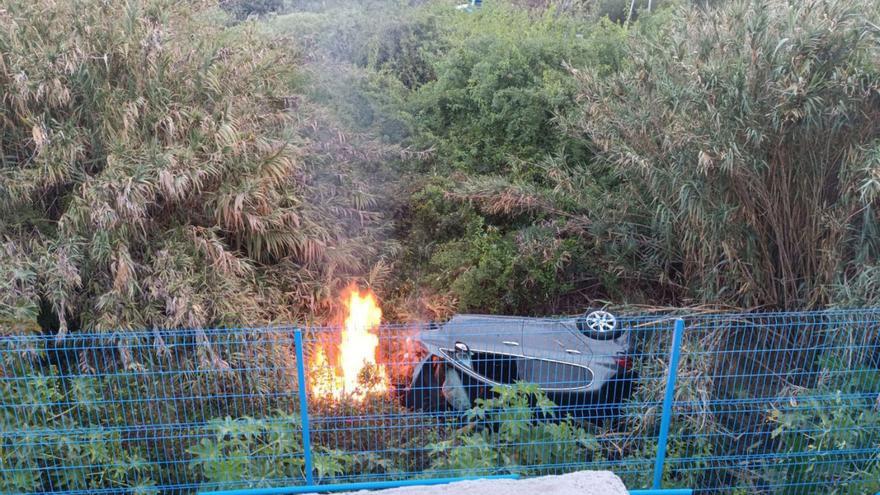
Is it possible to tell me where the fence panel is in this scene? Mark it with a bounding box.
[0,328,308,494]
[664,310,880,494]
[1,310,879,494]
[301,316,676,488]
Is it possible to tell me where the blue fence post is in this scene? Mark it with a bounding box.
[653,318,685,489]
[293,329,315,486]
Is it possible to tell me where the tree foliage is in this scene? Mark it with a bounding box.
[351,0,880,315]
[408,7,626,175]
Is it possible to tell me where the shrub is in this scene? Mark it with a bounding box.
[427,222,596,314]
[0,344,158,493]
[188,414,310,486]
[387,7,633,315]
[409,7,627,174]
[221,0,285,20]
[0,328,308,492]
[267,2,448,89]
[357,10,445,90]
[427,383,602,475]
[569,0,880,309]
[769,357,880,494]
[0,0,394,333]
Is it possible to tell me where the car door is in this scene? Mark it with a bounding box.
[518,318,597,392]
[431,315,525,385]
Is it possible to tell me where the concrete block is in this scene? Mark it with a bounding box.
[326,471,628,495]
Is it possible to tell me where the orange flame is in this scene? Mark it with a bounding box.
[309,286,388,399]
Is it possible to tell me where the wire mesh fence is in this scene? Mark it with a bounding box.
[1,309,878,494]
[0,328,305,495]
[302,315,674,488]
[665,310,880,494]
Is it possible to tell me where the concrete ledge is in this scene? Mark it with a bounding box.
[327,471,628,495]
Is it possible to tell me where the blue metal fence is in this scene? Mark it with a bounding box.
[1,309,878,494]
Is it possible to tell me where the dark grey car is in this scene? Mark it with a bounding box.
[399,311,636,419]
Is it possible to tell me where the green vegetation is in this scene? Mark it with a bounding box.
[5,0,876,328]
[406,9,621,174]
[571,0,880,309]
[221,0,285,20]
[0,0,396,333]
[769,356,880,494]
[427,383,602,475]
[0,344,160,493]
[0,328,305,492]
[188,414,311,485]
[2,0,880,493]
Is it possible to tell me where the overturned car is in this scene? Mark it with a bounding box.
[398,311,636,419]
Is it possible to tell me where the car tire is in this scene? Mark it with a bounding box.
[577,309,624,340]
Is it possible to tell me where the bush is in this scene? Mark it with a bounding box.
[400,173,624,316]
[0,328,306,492]
[221,0,285,20]
[357,10,446,90]
[188,414,310,486]
[0,345,158,492]
[0,0,395,332]
[267,2,448,89]
[569,0,880,309]
[769,357,880,494]
[384,6,634,316]
[409,7,627,174]
[427,383,602,475]
[427,221,595,314]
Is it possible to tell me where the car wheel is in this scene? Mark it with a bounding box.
[577,309,624,340]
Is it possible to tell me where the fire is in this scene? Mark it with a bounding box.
[309,286,388,399]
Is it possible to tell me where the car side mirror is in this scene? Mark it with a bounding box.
[453,341,473,368]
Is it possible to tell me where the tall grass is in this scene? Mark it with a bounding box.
[0,0,395,334]
[570,0,880,310]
